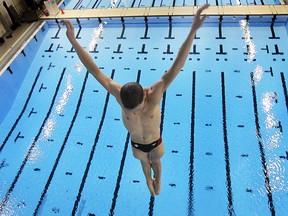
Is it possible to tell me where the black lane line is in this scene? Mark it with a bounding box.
[188,71,196,215]
[148,86,167,216]
[71,70,115,215]
[250,72,275,216]
[73,0,83,9]
[92,0,100,9]
[109,133,130,216]
[137,0,144,7]
[109,69,141,215]
[51,28,60,39]
[280,72,288,115]
[116,0,122,7]
[0,68,66,212]
[221,72,234,215]
[172,0,176,7]
[0,67,43,153]
[33,71,89,215]
[131,0,137,7]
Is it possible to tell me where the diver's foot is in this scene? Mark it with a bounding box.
[154,180,161,195]
[147,179,156,197]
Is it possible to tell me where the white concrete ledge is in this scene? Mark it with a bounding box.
[39,5,288,20]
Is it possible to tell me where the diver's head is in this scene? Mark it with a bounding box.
[120,82,144,111]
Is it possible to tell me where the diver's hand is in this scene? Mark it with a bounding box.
[61,20,76,41]
[192,4,209,31]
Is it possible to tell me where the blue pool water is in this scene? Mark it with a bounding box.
[1,1,288,216]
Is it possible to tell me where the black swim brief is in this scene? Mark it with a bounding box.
[131,137,162,153]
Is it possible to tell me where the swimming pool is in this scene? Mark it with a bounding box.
[1,1,288,216]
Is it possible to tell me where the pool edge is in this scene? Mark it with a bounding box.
[0,21,46,76]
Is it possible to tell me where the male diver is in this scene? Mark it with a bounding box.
[62,4,209,196]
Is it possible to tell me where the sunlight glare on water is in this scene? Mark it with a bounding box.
[110,0,118,8]
[88,22,106,52]
[28,145,45,164]
[252,65,263,85]
[261,92,287,194]
[237,15,263,88]
[232,5,288,207]
[41,117,56,140]
[261,92,282,149]
[74,62,83,73]
[237,0,256,64]
[261,92,277,129]
[55,75,73,115]
[239,19,256,63]
[41,75,73,140]
[268,157,287,193]
[0,196,25,216]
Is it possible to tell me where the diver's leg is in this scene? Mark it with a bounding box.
[149,141,164,195]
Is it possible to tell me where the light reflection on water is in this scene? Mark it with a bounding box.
[260,92,286,193]
[268,157,286,193]
[26,75,74,164]
[252,65,263,86]
[41,75,73,141]
[74,62,83,73]
[237,12,287,197]
[238,15,264,89]
[110,0,117,8]
[0,195,25,216]
[55,75,73,115]
[239,19,256,63]
[261,92,278,131]
[88,22,105,52]
[28,145,45,164]
[261,92,282,149]
[41,117,57,141]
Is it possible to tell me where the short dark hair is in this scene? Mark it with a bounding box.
[120,82,144,110]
